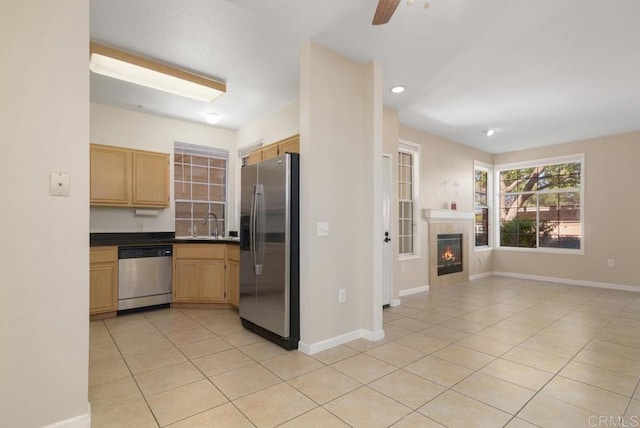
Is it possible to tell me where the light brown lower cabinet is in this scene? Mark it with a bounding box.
[226,245,240,308]
[200,260,226,302]
[89,246,118,317]
[173,243,238,306]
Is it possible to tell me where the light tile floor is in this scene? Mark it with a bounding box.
[89,277,640,427]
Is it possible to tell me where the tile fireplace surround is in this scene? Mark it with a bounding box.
[423,209,474,288]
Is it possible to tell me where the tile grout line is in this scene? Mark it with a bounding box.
[151,308,263,427]
[90,280,640,428]
[102,316,162,428]
[387,282,635,427]
[507,290,634,425]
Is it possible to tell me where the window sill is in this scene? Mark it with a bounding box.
[494,246,584,256]
[399,254,422,262]
[474,246,493,253]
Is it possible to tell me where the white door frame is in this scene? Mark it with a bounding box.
[382,153,393,306]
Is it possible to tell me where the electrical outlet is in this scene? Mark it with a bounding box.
[608,259,615,267]
[338,288,346,303]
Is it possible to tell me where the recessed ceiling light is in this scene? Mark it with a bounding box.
[484,129,496,137]
[390,85,406,94]
[205,113,220,124]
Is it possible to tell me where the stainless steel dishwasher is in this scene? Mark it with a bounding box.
[118,245,173,311]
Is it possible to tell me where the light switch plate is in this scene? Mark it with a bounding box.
[317,222,329,237]
[50,172,70,196]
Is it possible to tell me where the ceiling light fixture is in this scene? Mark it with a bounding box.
[407,0,430,9]
[205,113,221,124]
[390,85,406,94]
[484,129,496,137]
[89,42,226,103]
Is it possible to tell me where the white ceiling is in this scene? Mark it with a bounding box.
[90,0,640,154]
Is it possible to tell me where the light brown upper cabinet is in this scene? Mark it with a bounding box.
[90,145,130,205]
[132,151,170,207]
[245,134,299,166]
[261,144,279,161]
[246,150,263,165]
[90,143,170,208]
[275,134,299,155]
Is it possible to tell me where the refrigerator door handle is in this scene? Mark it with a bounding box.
[254,183,264,275]
[250,184,258,274]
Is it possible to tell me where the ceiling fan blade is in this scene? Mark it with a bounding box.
[372,0,401,25]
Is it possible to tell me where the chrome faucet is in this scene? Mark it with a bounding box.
[203,212,219,238]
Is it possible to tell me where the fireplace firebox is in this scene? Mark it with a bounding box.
[437,234,463,276]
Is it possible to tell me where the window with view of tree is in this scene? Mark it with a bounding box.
[497,157,582,250]
[399,143,419,257]
[174,142,228,238]
[474,167,489,247]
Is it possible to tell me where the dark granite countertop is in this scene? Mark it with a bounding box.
[90,232,175,247]
[173,237,240,245]
[90,232,239,247]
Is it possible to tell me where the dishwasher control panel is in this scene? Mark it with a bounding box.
[118,245,173,259]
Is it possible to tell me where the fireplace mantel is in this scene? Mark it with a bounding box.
[422,209,474,222]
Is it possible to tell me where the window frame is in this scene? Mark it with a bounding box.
[174,142,229,238]
[494,154,584,254]
[398,140,421,261]
[238,139,263,167]
[474,161,493,251]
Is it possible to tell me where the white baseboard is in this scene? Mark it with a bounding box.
[470,272,494,280]
[492,271,640,293]
[398,285,430,297]
[362,329,386,341]
[43,404,91,428]
[298,328,385,355]
[390,298,401,307]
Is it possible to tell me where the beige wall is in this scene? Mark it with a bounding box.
[1,1,90,427]
[299,42,383,351]
[396,125,494,293]
[236,100,299,149]
[362,60,385,333]
[90,103,238,233]
[493,132,640,289]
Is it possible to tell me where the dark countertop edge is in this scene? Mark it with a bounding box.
[90,232,175,247]
[90,231,240,247]
[173,239,240,245]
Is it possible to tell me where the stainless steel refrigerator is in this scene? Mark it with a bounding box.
[239,153,299,350]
